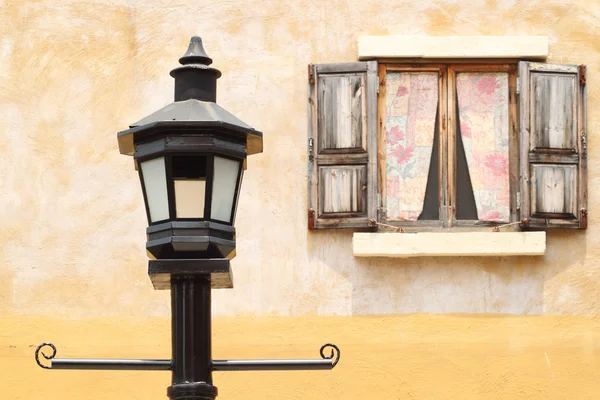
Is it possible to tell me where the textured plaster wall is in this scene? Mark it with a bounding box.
[2,0,600,399]
[1,0,598,318]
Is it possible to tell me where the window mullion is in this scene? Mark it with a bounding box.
[508,66,519,223]
[438,65,449,228]
[377,63,387,223]
[446,66,457,227]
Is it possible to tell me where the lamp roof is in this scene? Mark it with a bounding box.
[131,99,253,129]
[117,36,263,157]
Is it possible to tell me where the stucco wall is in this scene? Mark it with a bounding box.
[2,0,600,399]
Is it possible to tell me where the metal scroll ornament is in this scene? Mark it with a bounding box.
[35,342,57,369]
[319,343,341,368]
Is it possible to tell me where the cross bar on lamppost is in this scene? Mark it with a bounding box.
[35,342,340,371]
[35,36,340,400]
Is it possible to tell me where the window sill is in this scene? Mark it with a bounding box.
[353,232,546,258]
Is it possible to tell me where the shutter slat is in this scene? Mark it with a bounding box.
[308,61,378,229]
[530,164,577,218]
[530,73,577,150]
[519,61,587,229]
[319,166,367,214]
[318,74,366,151]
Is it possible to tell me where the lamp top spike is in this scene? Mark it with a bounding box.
[178,36,213,66]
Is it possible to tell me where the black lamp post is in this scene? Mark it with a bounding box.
[35,37,339,400]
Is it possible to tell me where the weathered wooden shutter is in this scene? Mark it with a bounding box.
[307,62,378,229]
[519,62,587,229]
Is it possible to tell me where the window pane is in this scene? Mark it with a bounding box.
[385,72,439,221]
[140,157,169,223]
[175,180,205,218]
[172,156,208,219]
[456,72,510,221]
[211,157,240,223]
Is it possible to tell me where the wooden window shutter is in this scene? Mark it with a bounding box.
[518,62,587,229]
[307,62,378,229]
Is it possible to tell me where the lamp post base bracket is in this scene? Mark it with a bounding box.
[148,258,232,290]
[168,382,218,400]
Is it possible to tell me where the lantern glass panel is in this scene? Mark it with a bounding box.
[172,156,208,218]
[211,156,240,223]
[231,168,244,225]
[140,157,169,223]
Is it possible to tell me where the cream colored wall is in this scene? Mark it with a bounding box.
[1,0,598,319]
[1,0,600,399]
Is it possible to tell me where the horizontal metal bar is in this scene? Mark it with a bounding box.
[36,342,340,371]
[52,358,171,371]
[212,359,334,371]
[50,358,333,371]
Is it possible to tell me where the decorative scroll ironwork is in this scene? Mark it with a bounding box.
[319,343,341,368]
[35,342,340,371]
[35,342,57,369]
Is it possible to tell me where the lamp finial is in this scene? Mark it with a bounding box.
[179,36,212,66]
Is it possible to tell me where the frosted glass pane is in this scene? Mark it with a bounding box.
[385,72,438,221]
[140,157,169,222]
[457,72,509,221]
[211,157,240,223]
[175,179,206,218]
[231,169,244,225]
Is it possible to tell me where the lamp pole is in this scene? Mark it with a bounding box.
[35,36,339,400]
[170,274,215,399]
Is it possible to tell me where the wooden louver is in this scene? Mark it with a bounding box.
[519,62,587,229]
[307,62,378,229]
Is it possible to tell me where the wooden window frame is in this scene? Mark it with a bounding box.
[378,61,518,230]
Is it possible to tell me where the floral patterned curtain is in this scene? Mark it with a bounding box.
[385,72,438,221]
[456,72,510,222]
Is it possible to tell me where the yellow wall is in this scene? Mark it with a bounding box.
[5,315,600,399]
[2,0,600,398]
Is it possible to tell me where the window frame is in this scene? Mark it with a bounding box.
[378,61,519,230]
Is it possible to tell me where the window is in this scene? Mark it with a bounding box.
[307,61,587,230]
[380,63,516,227]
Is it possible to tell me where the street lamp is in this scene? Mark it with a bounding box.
[119,36,262,262]
[35,36,340,400]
